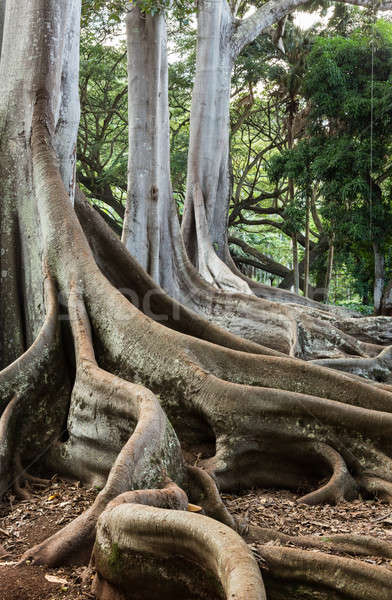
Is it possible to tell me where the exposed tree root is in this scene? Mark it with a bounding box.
[247,525,392,560]
[186,465,236,528]
[312,345,392,384]
[92,504,265,600]
[21,283,184,566]
[258,544,392,600]
[297,443,358,505]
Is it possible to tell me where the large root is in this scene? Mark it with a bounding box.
[21,284,184,566]
[312,345,392,384]
[92,504,265,600]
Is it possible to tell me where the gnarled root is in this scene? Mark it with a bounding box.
[186,464,236,528]
[92,504,266,600]
[21,286,185,567]
[298,443,358,505]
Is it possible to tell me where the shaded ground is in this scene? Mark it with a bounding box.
[0,478,97,599]
[1,479,392,598]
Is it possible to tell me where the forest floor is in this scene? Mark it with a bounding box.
[1,477,392,599]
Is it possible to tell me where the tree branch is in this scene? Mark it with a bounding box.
[230,236,290,278]
[231,0,392,58]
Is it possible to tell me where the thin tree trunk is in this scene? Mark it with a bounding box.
[304,195,310,298]
[373,242,385,314]
[324,239,334,303]
[287,102,299,296]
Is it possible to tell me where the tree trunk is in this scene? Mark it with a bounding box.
[179,0,338,309]
[182,0,232,265]
[373,242,385,314]
[324,240,334,303]
[121,7,175,290]
[180,0,251,293]
[292,236,300,295]
[304,195,310,298]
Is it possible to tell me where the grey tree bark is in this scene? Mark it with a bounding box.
[122,8,175,289]
[0,0,5,57]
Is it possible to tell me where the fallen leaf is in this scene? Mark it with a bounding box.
[45,574,69,585]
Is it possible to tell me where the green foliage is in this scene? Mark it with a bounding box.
[269,21,392,298]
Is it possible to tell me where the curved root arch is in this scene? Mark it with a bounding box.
[93,504,265,600]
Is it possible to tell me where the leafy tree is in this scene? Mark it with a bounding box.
[271,21,392,310]
[78,29,127,234]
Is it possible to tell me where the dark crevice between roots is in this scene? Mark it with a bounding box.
[172,410,217,464]
[57,308,77,444]
[263,576,344,600]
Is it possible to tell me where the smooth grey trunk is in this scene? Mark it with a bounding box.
[183,0,232,264]
[181,0,251,294]
[0,0,80,365]
[373,242,385,314]
[122,7,179,293]
[53,0,81,204]
[0,0,5,59]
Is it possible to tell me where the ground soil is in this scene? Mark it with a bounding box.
[1,478,392,599]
